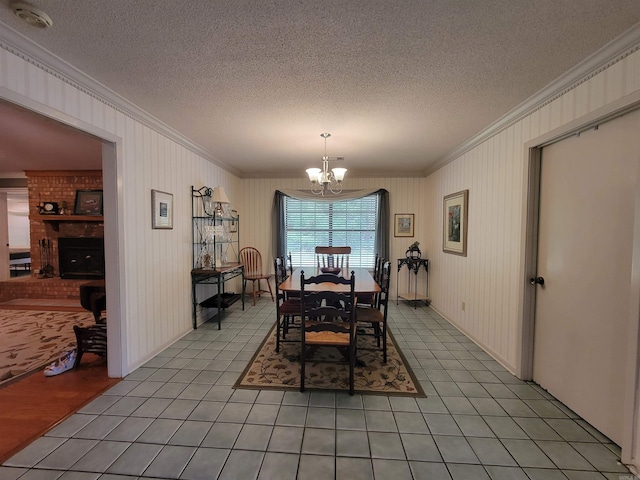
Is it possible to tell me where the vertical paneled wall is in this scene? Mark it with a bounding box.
[0,45,241,373]
[425,48,640,373]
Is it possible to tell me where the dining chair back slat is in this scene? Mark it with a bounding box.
[300,270,357,395]
[373,254,384,285]
[287,252,294,276]
[315,246,351,269]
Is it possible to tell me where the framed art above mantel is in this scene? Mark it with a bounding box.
[74,190,103,216]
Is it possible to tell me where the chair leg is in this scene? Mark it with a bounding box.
[300,331,306,392]
[382,322,387,364]
[276,315,281,353]
[252,280,257,306]
[73,325,84,369]
[349,339,355,396]
[267,278,274,301]
[374,323,381,347]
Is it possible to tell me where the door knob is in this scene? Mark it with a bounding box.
[530,276,545,286]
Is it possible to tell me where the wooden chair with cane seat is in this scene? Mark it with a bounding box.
[239,247,274,306]
[300,270,357,395]
[356,260,391,363]
[274,256,301,352]
[315,246,351,270]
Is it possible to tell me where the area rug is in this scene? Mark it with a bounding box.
[0,310,95,387]
[235,325,425,396]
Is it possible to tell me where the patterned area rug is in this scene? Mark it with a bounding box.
[0,310,95,387]
[235,325,424,396]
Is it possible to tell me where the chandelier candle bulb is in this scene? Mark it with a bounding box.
[306,168,322,183]
[332,167,347,182]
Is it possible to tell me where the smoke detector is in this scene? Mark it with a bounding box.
[11,2,53,29]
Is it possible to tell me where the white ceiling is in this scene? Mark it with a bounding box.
[0,1,638,178]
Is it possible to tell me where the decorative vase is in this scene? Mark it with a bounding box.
[201,244,212,269]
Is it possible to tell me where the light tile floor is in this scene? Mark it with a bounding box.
[1,299,636,480]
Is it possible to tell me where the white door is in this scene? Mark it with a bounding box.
[533,109,640,445]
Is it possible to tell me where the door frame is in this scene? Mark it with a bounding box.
[519,90,640,467]
[0,86,126,378]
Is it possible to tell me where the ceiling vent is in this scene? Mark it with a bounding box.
[11,2,53,29]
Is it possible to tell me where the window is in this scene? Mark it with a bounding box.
[284,195,379,268]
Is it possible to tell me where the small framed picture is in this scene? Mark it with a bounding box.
[74,190,103,216]
[229,210,238,233]
[394,213,414,237]
[443,189,469,256]
[152,189,173,229]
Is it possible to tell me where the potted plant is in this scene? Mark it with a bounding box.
[406,241,421,259]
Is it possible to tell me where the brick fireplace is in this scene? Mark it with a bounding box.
[0,170,104,302]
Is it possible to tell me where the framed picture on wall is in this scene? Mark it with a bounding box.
[74,190,103,216]
[151,189,173,229]
[394,213,414,237]
[443,189,468,256]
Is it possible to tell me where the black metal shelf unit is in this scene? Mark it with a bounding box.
[190,186,244,329]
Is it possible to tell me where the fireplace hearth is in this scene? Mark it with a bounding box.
[58,237,105,279]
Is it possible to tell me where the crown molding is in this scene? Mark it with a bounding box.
[0,22,242,178]
[426,22,640,177]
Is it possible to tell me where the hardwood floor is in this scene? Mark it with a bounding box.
[0,295,119,463]
[0,354,119,463]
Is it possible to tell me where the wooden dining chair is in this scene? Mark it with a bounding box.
[274,257,301,352]
[286,252,294,276]
[315,246,351,269]
[300,270,357,395]
[286,252,299,299]
[357,254,385,308]
[373,253,384,285]
[239,247,274,306]
[73,323,107,368]
[356,260,391,363]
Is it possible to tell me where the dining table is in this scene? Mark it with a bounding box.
[279,267,381,295]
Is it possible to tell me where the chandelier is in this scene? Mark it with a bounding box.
[306,133,347,195]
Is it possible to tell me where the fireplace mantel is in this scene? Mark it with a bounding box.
[34,214,103,231]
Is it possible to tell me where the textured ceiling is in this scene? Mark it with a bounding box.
[0,1,638,178]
